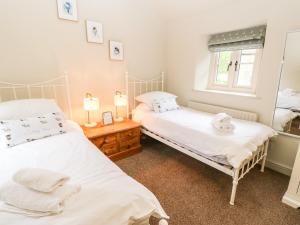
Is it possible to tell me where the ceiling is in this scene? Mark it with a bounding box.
[152,0,238,21]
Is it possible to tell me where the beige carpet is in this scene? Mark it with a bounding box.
[116,138,300,225]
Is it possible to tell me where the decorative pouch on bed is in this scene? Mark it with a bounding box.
[152,98,180,113]
[0,112,66,148]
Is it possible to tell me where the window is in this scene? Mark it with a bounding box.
[208,49,262,94]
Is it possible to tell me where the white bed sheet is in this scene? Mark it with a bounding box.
[133,107,277,168]
[0,121,168,225]
[273,108,297,131]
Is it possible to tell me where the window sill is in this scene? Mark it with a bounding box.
[193,89,259,99]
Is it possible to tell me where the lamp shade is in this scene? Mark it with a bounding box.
[114,94,127,107]
[84,97,99,111]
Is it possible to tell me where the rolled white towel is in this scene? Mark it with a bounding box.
[212,113,232,124]
[212,121,235,133]
[0,181,80,216]
[13,168,70,192]
[212,113,235,133]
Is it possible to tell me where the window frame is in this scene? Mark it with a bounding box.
[207,49,262,94]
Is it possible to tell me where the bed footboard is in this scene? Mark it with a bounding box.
[229,139,270,205]
[141,127,270,206]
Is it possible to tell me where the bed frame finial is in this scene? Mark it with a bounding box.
[161,72,165,91]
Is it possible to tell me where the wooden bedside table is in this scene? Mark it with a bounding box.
[81,120,141,161]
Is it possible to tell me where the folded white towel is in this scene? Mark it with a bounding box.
[0,181,80,216]
[212,113,235,133]
[0,202,57,217]
[13,168,70,192]
[212,113,232,124]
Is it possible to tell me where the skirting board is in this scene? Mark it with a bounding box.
[282,193,300,208]
[265,159,292,176]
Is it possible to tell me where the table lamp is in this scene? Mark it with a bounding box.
[84,93,99,127]
[114,91,127,122]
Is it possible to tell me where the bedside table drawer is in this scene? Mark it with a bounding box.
[91,134,117,148]
[120,137,140,152]
[91,137,105,148]
[102,143,119,155]
[120,128,140,141]
[104,134,117,144]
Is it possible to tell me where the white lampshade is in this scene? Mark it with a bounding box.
[114,94,127,107]
[84,97,99,111]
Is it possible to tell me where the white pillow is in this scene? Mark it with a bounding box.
[135,103,152,112]
[0,112,66,149]
[135,91,177,109]
[152,98,180,113]
[0,99,64,120]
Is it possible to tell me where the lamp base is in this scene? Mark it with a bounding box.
[84,122,97,128]
[114,117,124,122]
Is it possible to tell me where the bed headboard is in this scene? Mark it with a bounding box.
[125,72,164,117]
[125,72,258,122]
[0,75,73,119]
[188,101,258,122]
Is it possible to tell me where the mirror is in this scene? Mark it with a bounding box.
[273,31,300,136]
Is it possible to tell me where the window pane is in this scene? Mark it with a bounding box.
[215,51,232,85]
[240,55,255,63]
[237,64,254,86]
[242,49,256,54]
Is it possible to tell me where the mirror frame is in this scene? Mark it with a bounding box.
[272,29,300,139]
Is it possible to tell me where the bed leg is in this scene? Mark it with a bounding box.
[260,141,269,173]
[159,219,168,225]
[260,155,267,173]
[230,170,239,205]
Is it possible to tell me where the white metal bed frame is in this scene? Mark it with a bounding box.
[0,75,170,225]
[0,75,73,119]
[126,72,270,206]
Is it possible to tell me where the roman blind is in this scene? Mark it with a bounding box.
[208,25,267,52]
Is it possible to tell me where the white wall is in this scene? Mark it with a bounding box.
[1,0,299,175]
[166,0,300,174]
[279,32,300,91]
[0,0,166,124]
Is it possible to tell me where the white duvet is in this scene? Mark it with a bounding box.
[133,107,277,168]
[0,122,168,225]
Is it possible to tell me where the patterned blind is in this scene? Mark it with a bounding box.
[208,25,267,52]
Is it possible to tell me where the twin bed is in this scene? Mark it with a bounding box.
[126,73,276,206]
[273,90,300,133]
[273,108,297,132]
[0,77,168,225]
[0,73,277,225]
[0,121,168,225]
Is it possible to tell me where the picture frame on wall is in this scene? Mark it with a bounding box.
[86,21,104,44]
[109,41,124,61]
[102,111,113,126]
[57,0,78,21]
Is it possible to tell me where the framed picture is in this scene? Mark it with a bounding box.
[86,21,103,44]
[109,41,124,61]
[102,111,113,126]
[57,0,78,21]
